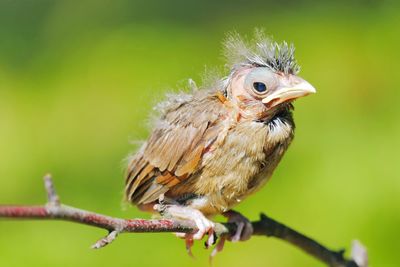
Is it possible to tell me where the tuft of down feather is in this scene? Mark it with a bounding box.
[224,29,300,75]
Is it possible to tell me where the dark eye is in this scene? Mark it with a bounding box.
[253,82,267,93]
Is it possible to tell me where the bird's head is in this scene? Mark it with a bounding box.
[223,31,316,121]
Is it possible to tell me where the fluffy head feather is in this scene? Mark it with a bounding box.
[224,30,300,75]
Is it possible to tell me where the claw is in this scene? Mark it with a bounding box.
[185,236,195,258]
[175,232,195,257]
[209,236,226,264]
[205,231,217,249]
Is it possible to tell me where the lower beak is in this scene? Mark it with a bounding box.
[262,78,316,108]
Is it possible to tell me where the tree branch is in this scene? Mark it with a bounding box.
[0,175,367,267]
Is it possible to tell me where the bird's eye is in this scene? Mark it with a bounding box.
[253,82,267,93]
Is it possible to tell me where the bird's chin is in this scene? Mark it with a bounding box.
[257,102,294,125]
[264,98,295,109]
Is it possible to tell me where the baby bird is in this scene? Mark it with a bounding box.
[125,32,316,254]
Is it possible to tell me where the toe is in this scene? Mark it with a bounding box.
[240,221,253,241]
[193,221,206,240]
[175,232,187,239]
[231,222,244,242]
[193,213,215,241]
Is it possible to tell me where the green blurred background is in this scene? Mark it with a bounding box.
[0,0,399,266]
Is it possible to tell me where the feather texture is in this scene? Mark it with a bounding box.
[125,90,227,204]
[124,31,311,216]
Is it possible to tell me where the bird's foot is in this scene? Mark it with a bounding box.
[208,210,253,260]
[155,204,216,255]
[209,210,254,260]
[223,210,253,242]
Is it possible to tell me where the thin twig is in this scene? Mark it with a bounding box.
[43,173,60,206]
[0,175,367,266]
[92,230,120,249]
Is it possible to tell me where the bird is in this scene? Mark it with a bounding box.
[124,31,316,256]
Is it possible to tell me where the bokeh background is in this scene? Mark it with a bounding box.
[0,0,399,266]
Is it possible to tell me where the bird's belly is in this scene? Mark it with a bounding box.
[189,121,293,215]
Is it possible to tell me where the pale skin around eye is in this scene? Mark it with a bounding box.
[244,67,280,97]
[229,67,280,102]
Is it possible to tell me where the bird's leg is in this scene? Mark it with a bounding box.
[222,210,253,242]
[154,204,216,251]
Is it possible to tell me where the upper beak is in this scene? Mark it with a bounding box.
[262,77,316,108]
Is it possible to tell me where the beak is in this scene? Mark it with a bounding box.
[262,76,316,108]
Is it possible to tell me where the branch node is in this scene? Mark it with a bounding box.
[258,212,276,237]
[337,248,346,257]
[259,212,268,221]
[92,230,120,249]
[43,174,60,206]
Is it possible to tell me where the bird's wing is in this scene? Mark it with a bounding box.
[125,95,225,204]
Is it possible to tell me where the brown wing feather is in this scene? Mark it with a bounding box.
[125,94,226,204]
